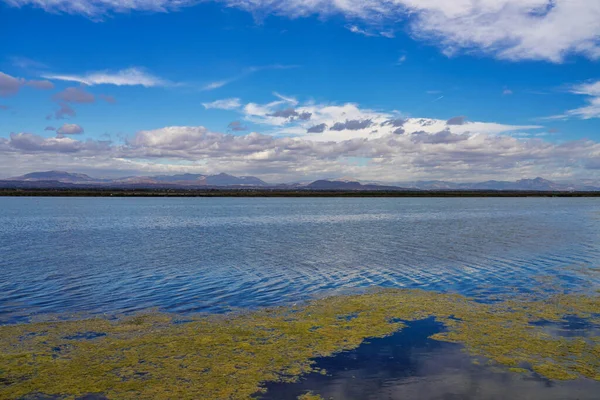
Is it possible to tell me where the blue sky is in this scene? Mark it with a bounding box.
[0,0,599,182]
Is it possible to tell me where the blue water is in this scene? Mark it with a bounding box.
[263,318,600,400]
[1,197,599,323]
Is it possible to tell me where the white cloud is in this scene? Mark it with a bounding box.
[404,0,600,62]
[346,25,376,37]
[549,80,600,120]
[1,121,598,182]
[4,133,108,154]
[202,98,242,110]
[3,0,195,18]
[43,67,169,87]
[203,80,230,91]
[565,97,600,119]
[7,1,599,62]
[237,95,542,142]
[571,81,600,97]
[272,92,298,106]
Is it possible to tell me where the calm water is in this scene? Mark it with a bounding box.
[263,318,600,400]
[1,197,599,323]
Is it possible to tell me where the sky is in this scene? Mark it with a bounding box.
[0,0,599,183]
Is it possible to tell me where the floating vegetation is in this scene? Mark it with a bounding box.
[296,392,325,400]
[1,288,599,399]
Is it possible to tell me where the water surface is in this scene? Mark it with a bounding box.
[1,197,599,323]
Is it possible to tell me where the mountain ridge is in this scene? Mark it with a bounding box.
[2,171,600,191]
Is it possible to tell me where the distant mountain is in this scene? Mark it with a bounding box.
[306,180,407,191]
[149,173,207,184]
[403,177,597,191]
[4,171,268,188]
[2,172,600,191]
[7,171,97,183]
[205,173,268,187]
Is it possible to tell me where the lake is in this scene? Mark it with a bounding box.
[2,197,599,322]
[1,197,599,399]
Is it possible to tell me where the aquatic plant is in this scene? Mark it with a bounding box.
[0,288,599,399]
[297,392,325,400]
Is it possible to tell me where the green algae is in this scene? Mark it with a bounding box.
[297,392,325,400]
[1,288,599,399]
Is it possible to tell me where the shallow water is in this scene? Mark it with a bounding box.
[1,197,599,323]
[263,318,600,400]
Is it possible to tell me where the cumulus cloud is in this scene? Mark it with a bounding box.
[446,116,467,126]
[44,126,56,131]
[242,95,305,126]
[57,123,84,135]
[43,67,169,87]
[238,95,541,143]
[95,125,600,181]
[1,122,599,182]
[307,123,327,133]
[202,98,241,110]
[5,133,108,154]
[411,129,469,144]
[53,87,95,103]
[381,118,406,127]
[331,119,373,131]
[267,108,299,119]
[298,112,312,120]
[0,87,589,181]
[0,71,54,96]
[267,108,312,121]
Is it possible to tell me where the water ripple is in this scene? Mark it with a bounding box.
[1,197,599,323]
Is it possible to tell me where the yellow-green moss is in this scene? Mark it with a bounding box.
[297,391,325,400]
[0,288,599,399]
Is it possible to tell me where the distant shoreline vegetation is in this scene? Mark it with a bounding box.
[1,188,600,197]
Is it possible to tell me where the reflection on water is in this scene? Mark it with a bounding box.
[263,318,600,400]
[1,197,599,323]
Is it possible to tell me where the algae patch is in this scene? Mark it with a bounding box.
[1,289,599,399]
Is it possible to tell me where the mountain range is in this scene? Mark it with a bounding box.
[1,171,600,191]
[3,171,268,188]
